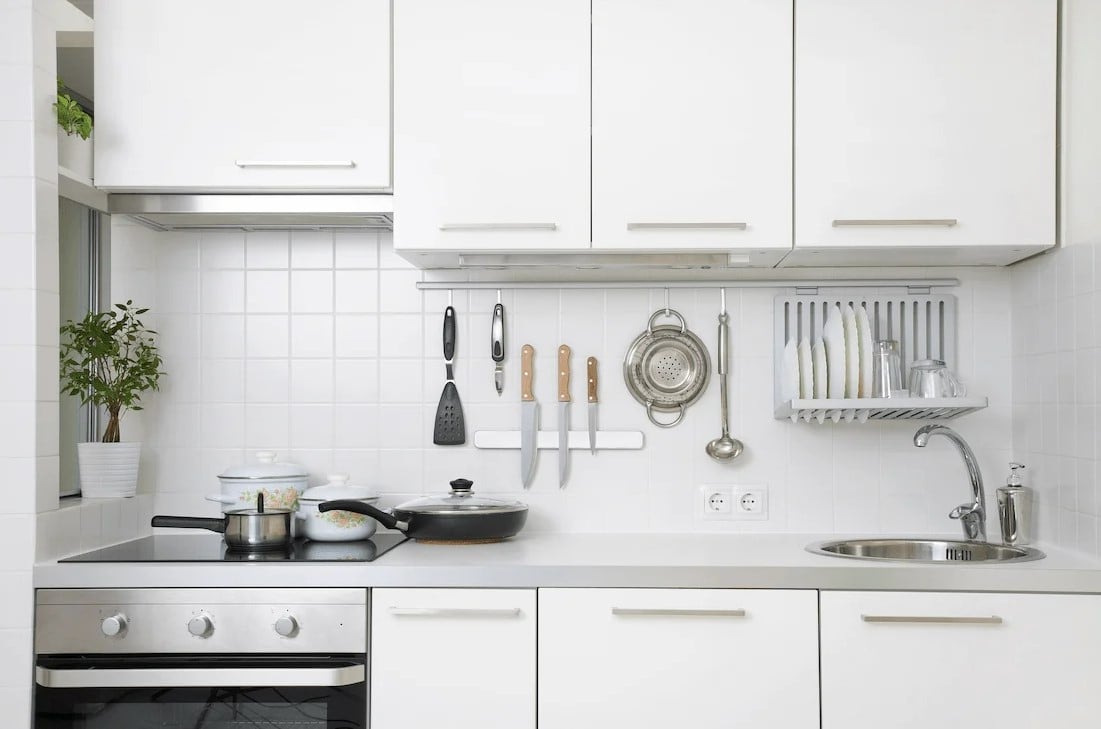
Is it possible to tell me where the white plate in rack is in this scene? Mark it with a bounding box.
[843,304,860,398]
[856,305,874,397]
[798,337,813,399]
[823,304,846,398]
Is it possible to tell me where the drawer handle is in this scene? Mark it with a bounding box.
[861,614,1003,625]
[439,223,558,232]
[388,607,522,618]
[832,219,958,227]
[234,160,357,168]
[627,222,747,231]
[611,608,746,618]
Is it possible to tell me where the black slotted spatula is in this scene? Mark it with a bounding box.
[433,306,466,445]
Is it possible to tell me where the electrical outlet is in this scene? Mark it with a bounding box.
[733,487,768,520]
[700,485,734,520]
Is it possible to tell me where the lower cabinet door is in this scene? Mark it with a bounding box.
[539,588,819,729]
[821,591,1101,729]
[371,588,536,729]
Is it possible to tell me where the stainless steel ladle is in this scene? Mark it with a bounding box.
[706,294,744,462]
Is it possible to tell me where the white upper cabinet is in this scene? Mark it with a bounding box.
[792,0,1057,265]
[591,0,792,260]
[371,589,536,729]
[393,0,591,252]
[95,0,391,191]
[539,589,819,729]
[821,591,1101,729]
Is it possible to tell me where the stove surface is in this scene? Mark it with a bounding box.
[60,533,409,563]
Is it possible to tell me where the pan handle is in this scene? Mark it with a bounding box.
[151,516,227,533]
[318,500,406,532]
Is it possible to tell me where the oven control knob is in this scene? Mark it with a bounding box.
[101,613,128,637]
[274,615,299,637]
[187,614,214,638]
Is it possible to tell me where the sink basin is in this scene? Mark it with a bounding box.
[807,538,1045,564]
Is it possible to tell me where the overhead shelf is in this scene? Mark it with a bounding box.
[776,397,989,424]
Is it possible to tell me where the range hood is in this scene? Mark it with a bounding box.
[108,194,393,231]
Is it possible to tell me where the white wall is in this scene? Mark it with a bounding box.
[1008,0,1101,556]
[110,222,1015,536]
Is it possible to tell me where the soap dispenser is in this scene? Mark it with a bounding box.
[997,463,1032,546]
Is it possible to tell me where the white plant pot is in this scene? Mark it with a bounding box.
[58,130,93,182]
[77,441,141,498]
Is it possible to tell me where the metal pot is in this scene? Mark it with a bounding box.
[151,495,293,551]
[319,478,527,543]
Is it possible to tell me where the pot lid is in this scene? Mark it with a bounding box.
[219,451,308,480]
[300,473,378,502]
[396,479,527,515]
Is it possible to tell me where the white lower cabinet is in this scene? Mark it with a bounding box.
[821,591,1101,729]
[538,588,820,729]
[370,588,536,729]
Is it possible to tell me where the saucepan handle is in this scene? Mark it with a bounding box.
[151,516,227,533]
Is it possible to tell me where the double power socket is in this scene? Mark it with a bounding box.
[700,484,768,521]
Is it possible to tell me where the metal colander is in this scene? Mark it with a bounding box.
[623,309,711,428]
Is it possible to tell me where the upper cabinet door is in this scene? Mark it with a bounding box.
[393,0,590,252]
[592,0,792,258]
[794,0,1056,257]
[95,0,391,191]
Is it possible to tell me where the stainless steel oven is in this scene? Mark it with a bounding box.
[34,589,367,729]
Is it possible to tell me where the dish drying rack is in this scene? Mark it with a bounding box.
[773,290,988,423]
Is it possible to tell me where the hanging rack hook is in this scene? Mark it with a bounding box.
[720,288,727,316]
[664,288,670,316]
[448,289,453,307]
[496,288,501,305]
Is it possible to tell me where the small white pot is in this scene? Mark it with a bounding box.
[77,442,141,498]
[297,474,379,542]
[58,130,93,181]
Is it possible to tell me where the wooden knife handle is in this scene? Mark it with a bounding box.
[558,345,571,402]
[521,344,534,402]
[587,357,598,403]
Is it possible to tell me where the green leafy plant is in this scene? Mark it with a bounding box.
[53,78,92,140]
[60,301,164,443]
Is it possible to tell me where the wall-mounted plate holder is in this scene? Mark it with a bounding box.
[474,431,644,450]
[773,289,988,423]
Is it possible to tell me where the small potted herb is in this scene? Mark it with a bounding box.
[53,78,94,180]
[60,302,164,497]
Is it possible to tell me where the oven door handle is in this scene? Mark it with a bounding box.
[35,664,365,688]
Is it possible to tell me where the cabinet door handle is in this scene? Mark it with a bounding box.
[439,223,558,232]
[234,160,357,168]
[627,222,747,231]
[388,607,523,618]
[861,614,1003,625]
[611,608,746,618]
[831,219,958,227]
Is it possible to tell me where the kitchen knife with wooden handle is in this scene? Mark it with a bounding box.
[520,344,537,488]
[558,345,571,488]
[587,357,599,455]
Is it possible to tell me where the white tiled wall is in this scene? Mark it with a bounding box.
[112,221,1015,536]
[1008,0,1101,556]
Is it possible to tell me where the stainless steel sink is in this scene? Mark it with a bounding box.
[807,538,1045,564]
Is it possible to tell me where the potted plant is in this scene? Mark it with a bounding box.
[60,301,164,498]
[53,78,94,181]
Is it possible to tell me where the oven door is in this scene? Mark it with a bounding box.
[34,654,366,729]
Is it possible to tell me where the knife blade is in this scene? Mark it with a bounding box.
[491,303,505,396]
[558,344,571,488]
[520,344,538,488]
[587,356,598,455]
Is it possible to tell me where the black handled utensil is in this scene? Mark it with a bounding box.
[492,302,505,395]
[433,306,466,445]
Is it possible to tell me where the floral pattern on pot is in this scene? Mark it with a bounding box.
[320,510,369,528]
[241,486,301,511]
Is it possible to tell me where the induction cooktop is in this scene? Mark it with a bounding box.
[60,533,409,563]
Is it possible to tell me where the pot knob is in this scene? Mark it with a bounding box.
[101,613,128,637]
[449,478,473,493]
[188,613,214,638]
[274,615,299,637]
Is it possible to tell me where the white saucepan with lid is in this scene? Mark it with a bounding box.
[297,473,380,542]
[207,451,309,513]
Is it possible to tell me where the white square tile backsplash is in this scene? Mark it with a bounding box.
[109,221,1020,536]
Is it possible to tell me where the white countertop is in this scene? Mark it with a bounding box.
[34,533,1101,593]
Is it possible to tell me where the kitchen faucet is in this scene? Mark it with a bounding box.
[913,424,986,542]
